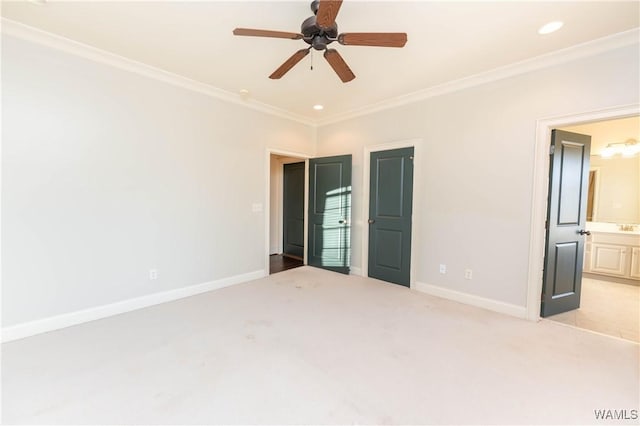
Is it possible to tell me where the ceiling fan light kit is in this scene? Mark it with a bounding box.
[232,0,407,83]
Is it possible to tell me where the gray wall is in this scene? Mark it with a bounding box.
[3,31,639,328]
[2,35,315,326]
[316,44,639,308]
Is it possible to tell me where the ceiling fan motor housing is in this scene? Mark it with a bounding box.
[301,15,338,50]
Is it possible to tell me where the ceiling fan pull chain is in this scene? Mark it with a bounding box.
[310,49,314,70]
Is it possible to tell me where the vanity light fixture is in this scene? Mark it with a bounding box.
[600,139,640,158]
[538,21,564,35]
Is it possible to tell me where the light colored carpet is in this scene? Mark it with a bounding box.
[2,266,638,424]
[548,277,639,342]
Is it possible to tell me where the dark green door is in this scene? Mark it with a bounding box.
[541,130,591,317]
[368,147,414,287]
[283,162,305,259]
[308,155,352,274]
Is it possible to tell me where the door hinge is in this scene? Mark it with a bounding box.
[549,145,555,155]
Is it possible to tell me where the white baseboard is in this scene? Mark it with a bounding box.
[1,269,267,343]
[350,266,363,276]
[412,281,527,319]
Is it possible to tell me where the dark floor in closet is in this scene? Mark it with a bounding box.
[269,254,304,274]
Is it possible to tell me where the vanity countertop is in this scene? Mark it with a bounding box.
[586,222,640,236]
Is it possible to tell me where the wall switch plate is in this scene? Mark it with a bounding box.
[149,269,158,280]
[439,264,446,274]
[252,203,263,213]
[464,269,473,280]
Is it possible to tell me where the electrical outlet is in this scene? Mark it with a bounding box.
[439,264,446,274]
[149,269,158,280]
[464,269,473,280]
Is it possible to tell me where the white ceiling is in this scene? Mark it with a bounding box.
[2,1,639,124]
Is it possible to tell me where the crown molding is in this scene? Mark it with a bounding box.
[316,28,640,127]
[1,18,316,127]
[3,18,638,129]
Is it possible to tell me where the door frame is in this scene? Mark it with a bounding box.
[265,148,311,275]
[525,104,639,321]
[362,138,422,286]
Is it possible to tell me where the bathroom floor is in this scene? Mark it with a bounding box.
[548,277,639,342]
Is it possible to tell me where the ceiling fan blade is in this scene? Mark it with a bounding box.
[316,0,343,28]
[233,28,303,40]
[323,49,355,83]
[338,32,407,47]
[269,49,310,79]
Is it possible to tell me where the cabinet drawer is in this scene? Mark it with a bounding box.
[591,232,640,246]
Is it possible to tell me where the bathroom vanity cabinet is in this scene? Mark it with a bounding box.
[584,225,640,281]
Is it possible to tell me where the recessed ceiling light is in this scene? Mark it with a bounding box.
[313,104,324,111]
[239,89,250,100]
[538,21,564,35]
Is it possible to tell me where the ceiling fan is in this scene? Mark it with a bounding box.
[232,0,407,83]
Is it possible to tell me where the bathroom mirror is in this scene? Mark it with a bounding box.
[561,116,640,225]
[588,155,640,224]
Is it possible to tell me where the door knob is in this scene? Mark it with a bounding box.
[578,229,591,236]
[368,219,375,224]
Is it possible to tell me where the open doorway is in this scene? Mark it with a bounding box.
[543,116,640,342]
[269,153,306,274]
[265,150,353,276]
